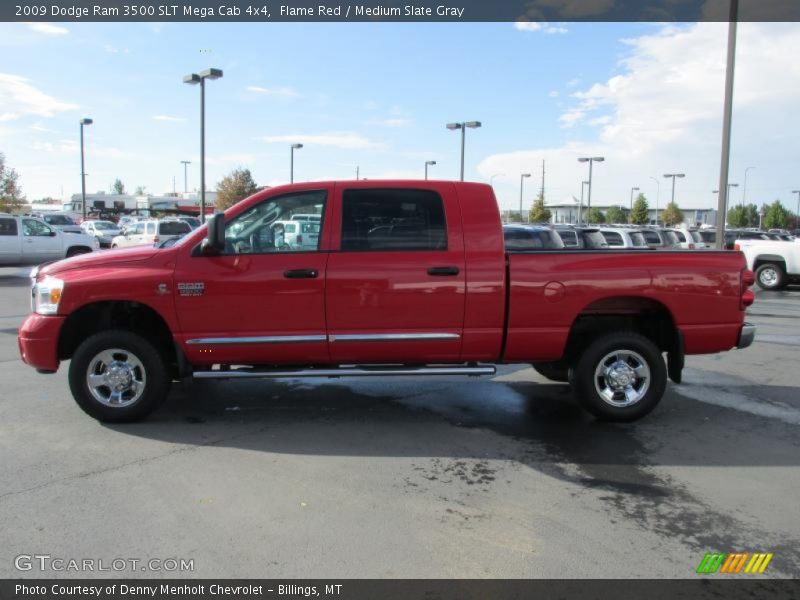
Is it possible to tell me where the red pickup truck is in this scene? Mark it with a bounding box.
[18,181,756,423]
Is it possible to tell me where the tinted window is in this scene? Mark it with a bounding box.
[629,232,647,247]
[665,231,681,246]
[690,231,703,243]
[22,219,53,236]
[672,230,687,243]
[134,223,145,235]
[159,221,191,235]
[698,231,715,243]
[0,218,17,236]
[641,230,661,245]
[341,189,446,251]
[44,215,74,225]
[602,231,624,247]
[583,231,608,248]
[556,230,578,247]
[224,190,327,254]
[94,221,116,231]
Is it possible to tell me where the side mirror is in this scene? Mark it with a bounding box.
[48,230,57,237]
[201,213,225,256]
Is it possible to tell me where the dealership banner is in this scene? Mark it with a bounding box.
[4,579,800,600]
[2,0,800,22]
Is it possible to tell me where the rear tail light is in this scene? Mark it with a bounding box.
[741,268,755,309]
[153,236,160,244]
[688,243,695,249]
[734,243,741,251]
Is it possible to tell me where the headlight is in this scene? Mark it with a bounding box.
[32,277,65,315]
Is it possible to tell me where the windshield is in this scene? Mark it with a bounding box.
[698,230,715,243]
[94,221,117,230]
[45,215,74,225]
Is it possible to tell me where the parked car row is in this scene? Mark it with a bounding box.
[0,213,98,266]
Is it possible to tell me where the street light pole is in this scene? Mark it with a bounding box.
[664,173,685,206]
[446,121,481,181]
[793,190,800,232]
[715,0,739,248]
[425,160,436,180]
[578,180,588,225]
[520,173,531,222]
[742,166,755,207]
[184,68,223,223]
[629,186,640,212]
[79,118,92,221]
[290,143,303,183]
[649,176,661,225]
[180,160,191,193]
[578,157,604,213]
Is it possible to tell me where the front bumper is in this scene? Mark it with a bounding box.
[737,322,756,349]
[18,314,65,372]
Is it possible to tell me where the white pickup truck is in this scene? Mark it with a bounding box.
[736,238,800,290]
[0,213,99,266]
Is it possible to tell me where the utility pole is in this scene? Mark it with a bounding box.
[715,0,738,248]
[541,159,545,201]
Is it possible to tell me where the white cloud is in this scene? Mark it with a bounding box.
[258,132,376,150]
[25,23,68,35]
[514,21,568,34]
[246,85,299,98]
[0,73,78,120]
[549,90,560,98]
[153,115,186,122]
[478,23,800,211]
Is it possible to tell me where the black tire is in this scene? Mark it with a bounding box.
[755,263,785,291]
[66,247,92,258]
[571,332,666,422]
[532,362,569,382]
[68,330,170,422]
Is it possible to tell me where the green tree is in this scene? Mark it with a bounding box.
[528,192,552,223]
[584,207,606,224]
[134,185,147,195]
[0,153,26,213]
[506,212,523,223]
[743,204,760,228]
[216,168,258,210]
[660,202,684,226]
[605,206,627,224]
[112,178,126,195]
[764,200,790,230]
[629,193,649,225]
[727,205,747,228]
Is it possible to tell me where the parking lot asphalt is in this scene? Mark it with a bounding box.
[0,266,798,579]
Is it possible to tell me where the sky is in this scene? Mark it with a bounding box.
[1,20,799,213]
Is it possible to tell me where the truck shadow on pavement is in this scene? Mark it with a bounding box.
[110,376,799,470]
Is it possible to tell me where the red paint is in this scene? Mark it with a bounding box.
[19,181,751,374]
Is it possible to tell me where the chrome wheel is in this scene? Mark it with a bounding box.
[759,267,778,287]
[85,348,147,408]
[593,349,650,408]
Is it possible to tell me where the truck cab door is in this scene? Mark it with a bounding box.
[21,218,62,263]
[172,186,332,366]
[325,183,466,363]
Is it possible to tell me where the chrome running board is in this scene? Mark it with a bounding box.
[192,365,496,379]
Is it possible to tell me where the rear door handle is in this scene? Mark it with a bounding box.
[284,269,319,279]
[427,266,460,276]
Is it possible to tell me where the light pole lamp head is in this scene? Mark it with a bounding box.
[729,183,739,188]
[465,121,481,129]
[446,123,463,130]
[426,160,436,166]
[199,68,223,80]
[183,73,201,85]
[793,190,800,194]
[632,187,640,191]
[592,156,605,162]
[578,157,589,163]
[80,118,93,126]
[291,143,303,149]
[522,173,531,178]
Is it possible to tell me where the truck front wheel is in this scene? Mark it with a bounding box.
[571,332,666,422]
[68,330,170,422]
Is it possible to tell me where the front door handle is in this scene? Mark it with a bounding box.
[284,269,319,279]
[427,266,460,276]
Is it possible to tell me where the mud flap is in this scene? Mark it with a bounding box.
[667,331,684,384]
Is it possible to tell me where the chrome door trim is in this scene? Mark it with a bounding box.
[328,333,460,342]
[187,335,326,345]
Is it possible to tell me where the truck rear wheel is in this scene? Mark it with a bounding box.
[68,330,170,422]
[755,263,785,291]
[572,332,666,422]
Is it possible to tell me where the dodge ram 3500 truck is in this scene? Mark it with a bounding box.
[18,181,756,423]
